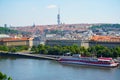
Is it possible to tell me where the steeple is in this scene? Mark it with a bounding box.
[57,8,60,26]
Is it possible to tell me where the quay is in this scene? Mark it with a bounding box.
[0,52,120,63]
[0,52,60,60]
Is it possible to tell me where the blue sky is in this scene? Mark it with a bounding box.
[0,0,120,26]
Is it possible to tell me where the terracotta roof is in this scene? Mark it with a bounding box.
[91,35,120,42]
[0,37,32,42]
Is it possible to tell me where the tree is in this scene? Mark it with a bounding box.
[88,46,96,57]
[9,47,17,52]
[2,46,9,51]
[18,46,28,51]
[31,46,36,51]
[37,44,44,49]
[30,44,120,58]
[62,46,70,54]
[47,47,54,55]
[79,46,87,56]
[31,46,39,54]
[0,72,12,80]
[94,45,113,57]
[0,45,8,51]
[114,46,120,57]
[112,50,119,58]
[39,48,48,54]
[84,52,91,57]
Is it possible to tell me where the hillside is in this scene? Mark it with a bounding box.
[0,27,18,34]
[0,27,31,35]
[90,24,120,29]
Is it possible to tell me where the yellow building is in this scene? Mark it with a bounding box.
[0,37,33,47]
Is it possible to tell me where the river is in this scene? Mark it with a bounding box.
[0,56,120,80]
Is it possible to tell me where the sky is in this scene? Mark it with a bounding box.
[0,0,120,26]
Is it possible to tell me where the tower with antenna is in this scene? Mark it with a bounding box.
[32,22,35,27]
[57,8,60,26]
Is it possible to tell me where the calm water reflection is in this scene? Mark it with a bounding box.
[0,57,120,80]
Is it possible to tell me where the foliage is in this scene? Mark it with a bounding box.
[90,24,120,29]
[0,27,31,35]
[0,27,18,34]
[31,44,120,58]
[0,45,29,52]
[0,44,120,58]
[9,47,17,52]
[0,46,9,51]
[0,72,12,80]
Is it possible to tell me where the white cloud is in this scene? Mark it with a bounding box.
[47,5,57,9]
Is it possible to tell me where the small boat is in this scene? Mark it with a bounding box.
[58,55,119,67]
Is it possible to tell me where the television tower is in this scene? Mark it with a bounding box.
[57,8,60,26]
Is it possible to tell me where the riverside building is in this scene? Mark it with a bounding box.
[46,39,89,48]
[46,35,120,48]
[0,37,33,47]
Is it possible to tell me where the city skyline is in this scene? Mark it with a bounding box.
[0,0,120,26]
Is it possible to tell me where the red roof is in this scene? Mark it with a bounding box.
[0,37,32,42]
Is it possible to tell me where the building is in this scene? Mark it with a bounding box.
[57,8,60,26]
[89,35,120,48]
[90,35,120,42]
[46,40,89,48]
[0,34,10,38]
[89,41,120,48]
[0,37,33,47]
[46,35,120,48]
[33,36,43,46]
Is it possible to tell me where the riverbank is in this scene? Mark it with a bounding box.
[0,52,120,63]
[0,52,60,60]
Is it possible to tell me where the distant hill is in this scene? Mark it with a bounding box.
[0,27,31,35]
[0,27,18,34]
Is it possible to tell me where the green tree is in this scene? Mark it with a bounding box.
[30,44,120,58]
[0,45,8,51]
[62,46,70,54]
[94,45,113,57]
[31,46,36,51]
[9,47,17,52]
[19,46,28,51]
[84,52,91,57]
[79,46,87,56]
[88,46,96,57]
[31,46,39,54]
[0,72,12,80]
[37,44,44,49]
[39,48,48,54]
[114,46,120,57]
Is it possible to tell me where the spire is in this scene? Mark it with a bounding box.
[57,7,60,26]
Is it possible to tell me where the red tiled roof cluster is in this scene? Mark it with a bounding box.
[91,35,120,42]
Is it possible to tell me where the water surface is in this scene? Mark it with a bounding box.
[0,57,120,80]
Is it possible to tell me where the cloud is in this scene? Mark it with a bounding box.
[47,5,57,9]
